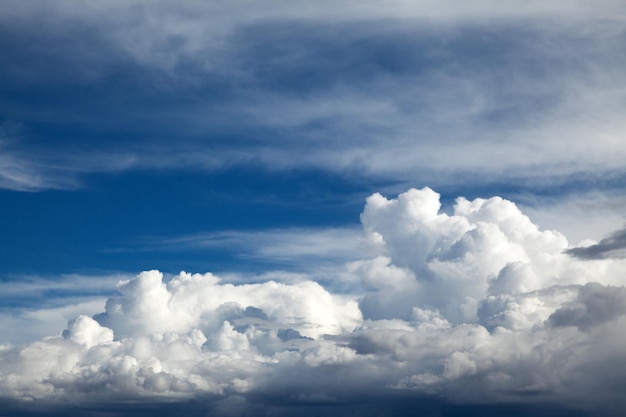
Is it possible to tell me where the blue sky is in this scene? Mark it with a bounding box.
[1,1,626,416]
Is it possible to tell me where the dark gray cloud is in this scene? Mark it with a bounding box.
[565,227,626,260]
[0,396,594,417]
[548,283,626,329]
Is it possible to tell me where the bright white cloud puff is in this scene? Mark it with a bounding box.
[1,187,625,415]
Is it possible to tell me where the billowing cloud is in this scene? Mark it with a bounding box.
[95,270,361,340]
[2,187,626,415]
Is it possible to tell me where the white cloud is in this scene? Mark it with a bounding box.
[0,298,108,346]
[0,273,126,345]
[96,270,362,340]
[0,138,77,192]
[2,187,626,414]
[144,227,367,263]
[0,273,125,298]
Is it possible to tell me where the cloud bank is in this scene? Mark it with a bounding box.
[2,187,626,415]
[1,0,626,193]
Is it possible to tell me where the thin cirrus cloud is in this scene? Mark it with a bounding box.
[0,1,625,193]
[133,227,368,263]
[2,187,626,416]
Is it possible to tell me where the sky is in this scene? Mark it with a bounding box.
[1,0,626,416]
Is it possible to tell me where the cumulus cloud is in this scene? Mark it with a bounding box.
[2,188,626,415]
[95,270,361,339]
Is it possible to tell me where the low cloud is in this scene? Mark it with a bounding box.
[548,283,626,330]
[565,227,626,260]
[2,188,626,415]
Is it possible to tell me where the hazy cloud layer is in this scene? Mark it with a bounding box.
[1,0,625,192]
[2,188,626,415]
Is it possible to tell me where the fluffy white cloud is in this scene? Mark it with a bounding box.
[2,187,626,415]
[96,270,361,339]
[357,188,576,323]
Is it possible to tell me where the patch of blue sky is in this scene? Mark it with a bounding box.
[0,0,624,349]
[0,169,370,274]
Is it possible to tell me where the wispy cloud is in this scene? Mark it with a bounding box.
[109,227,371,290]
[0,136,78,192]
[135,227,367,261]
[0,273,125,301]
[0,1,625,193]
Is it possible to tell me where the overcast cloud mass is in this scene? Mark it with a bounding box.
[1,1,626,416]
